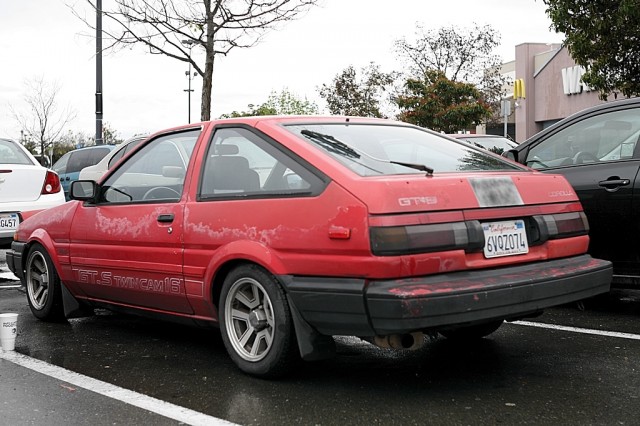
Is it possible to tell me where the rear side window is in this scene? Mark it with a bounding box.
[198,127,327,199]
[0,139,34,165]
[286,123,523,176]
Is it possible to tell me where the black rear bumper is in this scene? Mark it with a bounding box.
[6,241,25,281]
[280,255,612,336]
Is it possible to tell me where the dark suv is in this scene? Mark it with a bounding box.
[505,97,640,288]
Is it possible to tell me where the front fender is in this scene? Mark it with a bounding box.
[24,229,67,281]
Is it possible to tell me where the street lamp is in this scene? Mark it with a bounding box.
[182,39,198,124]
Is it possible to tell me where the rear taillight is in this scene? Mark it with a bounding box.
[370,221,484,256]
[370,212,589,256]
[534,212,589,240]
[41,170,62,195]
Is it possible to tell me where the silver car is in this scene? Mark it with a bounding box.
[79,136,147,182]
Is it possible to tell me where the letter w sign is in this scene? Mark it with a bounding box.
[562,66,591,95]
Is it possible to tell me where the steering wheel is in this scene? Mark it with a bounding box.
[142,186,180,201]
[573,151,599,164]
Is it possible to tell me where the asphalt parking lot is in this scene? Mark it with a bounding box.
[2,249,640,425]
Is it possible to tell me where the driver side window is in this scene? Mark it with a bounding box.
[527,109,640,169]
[100,130,200,203]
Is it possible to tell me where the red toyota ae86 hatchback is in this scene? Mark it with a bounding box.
[7,116,612,377]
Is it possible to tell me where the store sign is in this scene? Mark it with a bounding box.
[513,79,526,99]
[562,66,592,95]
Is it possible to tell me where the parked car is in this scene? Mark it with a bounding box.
[52,145,116,199]
[7,117,611,377]
[0,138,65,247]
[79,136,147,182]
[449,134,518,154]
[504,97,640,289]
[32,154,51,168]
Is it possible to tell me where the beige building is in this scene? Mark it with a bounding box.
[512,43,605,143]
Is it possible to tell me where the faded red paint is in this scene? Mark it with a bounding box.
[12,116,606,328]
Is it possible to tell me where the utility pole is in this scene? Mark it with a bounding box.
[182,40,197,124]
[95,0,103,145]
[185,68,196,123]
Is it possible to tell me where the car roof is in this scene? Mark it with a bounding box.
[69,144,117,151]
[144,116,409,138]
[448,134,510,139]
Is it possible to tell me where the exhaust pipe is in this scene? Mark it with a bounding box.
[372,332,425,350]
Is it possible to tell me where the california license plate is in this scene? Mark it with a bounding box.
[0,213,19,232]
[482,219,529,258]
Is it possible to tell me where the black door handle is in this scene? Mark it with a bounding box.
[598,178,630,187]
[598,178,630,191]
[157,213,174,223]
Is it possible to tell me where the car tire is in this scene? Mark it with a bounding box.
[439,320,503,340]
[25,243,65,322]
[219,264,298,378]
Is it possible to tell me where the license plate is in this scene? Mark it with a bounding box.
[482,219,529,258]
[0,213,19,232]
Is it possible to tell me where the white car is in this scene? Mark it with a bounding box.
[0,138,66,246]
[79,135,147,182]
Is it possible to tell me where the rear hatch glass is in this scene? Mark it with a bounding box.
[286,123,525,176]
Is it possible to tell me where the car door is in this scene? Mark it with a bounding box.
[183,126,329,303]
[520,107,640,276]
[52,151,71,192]
[68,129,200,313]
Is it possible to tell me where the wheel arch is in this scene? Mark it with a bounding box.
[24,230,64,278]
[204,240,288,310]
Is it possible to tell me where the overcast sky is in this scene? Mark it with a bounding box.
[0,0,562,141]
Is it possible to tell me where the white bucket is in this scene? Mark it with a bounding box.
[0,313,18,351]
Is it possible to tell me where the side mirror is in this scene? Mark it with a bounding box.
[70,180,98,201]
[502,149,518,162]
[285,173,307,190]
[162,166,185,179]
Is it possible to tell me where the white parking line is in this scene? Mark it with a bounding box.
[0,271,18,281]
[513,320,640,340]
[0,351,237,426]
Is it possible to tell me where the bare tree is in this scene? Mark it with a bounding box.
[74,0,320,121]
[318,63,397,118]
[12,77,76,159]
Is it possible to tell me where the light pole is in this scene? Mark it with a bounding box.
[95,0,103,144]
[182,40,197,123]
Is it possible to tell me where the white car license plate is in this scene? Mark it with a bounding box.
[0,213,19,232]
[482,219,529,258]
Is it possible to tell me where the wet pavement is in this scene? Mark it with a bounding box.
[1,252,222,425]
[0,249,18,284]
[2,249,640,425]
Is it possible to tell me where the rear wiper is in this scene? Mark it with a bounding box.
[388,160,433,175]
[300,129,434,176]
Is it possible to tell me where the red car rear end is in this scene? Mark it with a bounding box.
[7,117,611,377]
